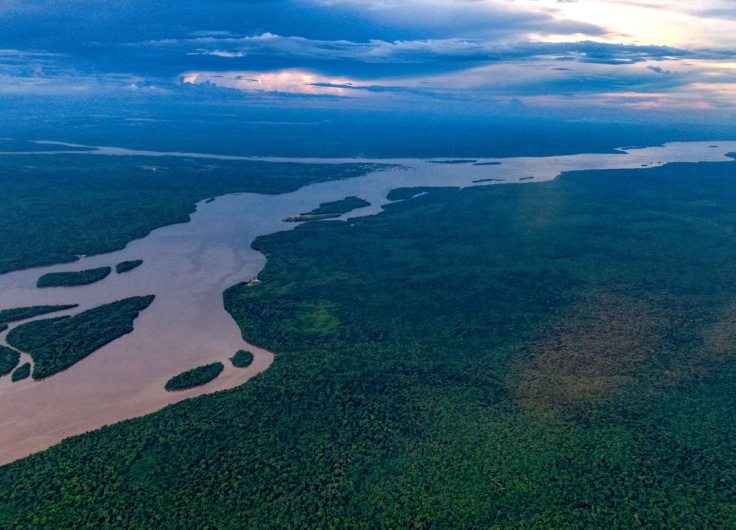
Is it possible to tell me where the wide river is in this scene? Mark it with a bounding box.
[1,141,735,465]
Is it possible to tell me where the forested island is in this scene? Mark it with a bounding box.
[0,305,78,324]
[11,363,30,383]
[165,362,224,391]
[282,196,371,222]
[0,345,20,377]
[6,295,155,379]
[37,267,111,288]
[230,349,253,368]
[115,260,143,274]
[3,160,736,526]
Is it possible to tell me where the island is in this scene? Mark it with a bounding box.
[386,186,458,201]
[165,362,224,391]
[115,260,143,274]
[37,267,111,288]
[283,196,371,222]
[472,178,505,183]
[0,304,79,325]
[11,363,31,382]
[0,345,20,377]
[230,349,254,368]
[6,295,155,379]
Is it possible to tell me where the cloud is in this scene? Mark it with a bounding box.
[140,33,688,68]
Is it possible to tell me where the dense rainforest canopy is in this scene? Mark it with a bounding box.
[2,160,736,527]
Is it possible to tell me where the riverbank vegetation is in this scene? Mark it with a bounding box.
[115,260,143,274]
[3,160,736,526]
[0,305,78,324]
[230,349,253,368]
[6,296,154,379]
[0,155,384,274]
[37,267,111,288]
[0,345,20,377]
[165,362,224,391]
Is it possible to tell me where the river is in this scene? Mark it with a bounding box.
[0,140,735,465]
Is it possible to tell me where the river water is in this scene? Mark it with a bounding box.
[0,140,735,465]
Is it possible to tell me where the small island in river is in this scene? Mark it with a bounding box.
[37,267,111,288]
[230,349,254,368]
[165,362,225,391]
[283,196,371,222]
[115,260,143,274]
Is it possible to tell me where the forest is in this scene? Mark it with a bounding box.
[0,305,78,324]
[165,363,225,391]
[0,155,383,274]
[0,345,20,377]
[6,296,154,379]
[2,160,736,527]
[230,349,254,368]
[37,268,111,288]
[282,196,371,222]
[10,363,30,383]
[115,260,143,274]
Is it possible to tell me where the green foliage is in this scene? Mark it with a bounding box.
[11,363,30,383]
[283,196,371,222]
[6,296,154,379]
[0,324,6,333]
[0,156,383,274]
[37,267,111,288]
[310,196,370,215]
[165,363,224,391]
[230,349,253,368]
[0,345,20,377]
[115,260,143,274]
[3,161,736,527]
[0,305,78,324]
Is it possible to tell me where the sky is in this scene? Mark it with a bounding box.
[2,0,736,126]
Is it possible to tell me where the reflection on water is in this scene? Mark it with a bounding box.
[0,141,735,465]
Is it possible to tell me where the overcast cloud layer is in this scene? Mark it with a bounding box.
[2,0,736,121]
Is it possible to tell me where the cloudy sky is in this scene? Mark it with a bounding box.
[3,0,736,122]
